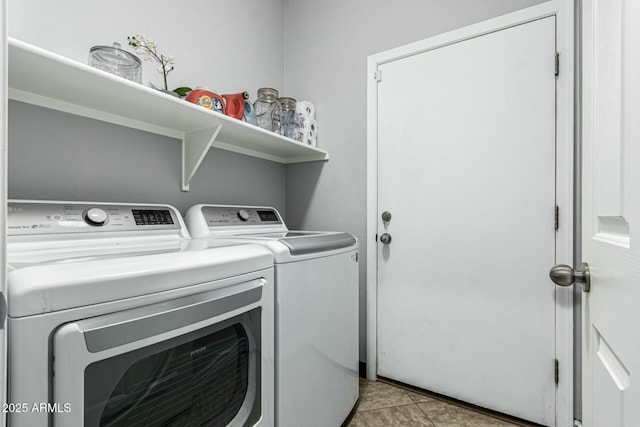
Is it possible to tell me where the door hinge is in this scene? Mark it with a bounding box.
[554,205,559,231]
[555,52,560,76]
[0,292,5,329]
[554,359,559,385]
[375,233,378,242]
[375,69,382,82]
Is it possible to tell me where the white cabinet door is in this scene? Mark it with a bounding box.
[376,16,558,425]
[580,0,640,425]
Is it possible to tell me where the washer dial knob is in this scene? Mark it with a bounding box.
[237,209,250,221]
[84,208,109,226]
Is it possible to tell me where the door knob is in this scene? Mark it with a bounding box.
[549,263,590,292]
[382,211,392,222]
[380,233,392,244]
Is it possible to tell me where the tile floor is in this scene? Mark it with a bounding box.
[343,378,540,427]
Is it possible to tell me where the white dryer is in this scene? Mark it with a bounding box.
[7,200,275,427]
[185,204,359,427]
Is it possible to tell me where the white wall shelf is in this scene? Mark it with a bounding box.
[7,38,329,191]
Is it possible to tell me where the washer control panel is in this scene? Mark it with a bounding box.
[202,206,282,227]
[8,202,180,235]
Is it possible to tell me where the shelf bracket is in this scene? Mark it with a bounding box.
[182,125,223,191]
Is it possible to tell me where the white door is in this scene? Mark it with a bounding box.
[579,0,640,425]
[376,17,558,425]
[0,1,7,426]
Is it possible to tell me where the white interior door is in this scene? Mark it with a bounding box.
[376,17,558,425]
[0,1,7,426]
[580,0,640,425]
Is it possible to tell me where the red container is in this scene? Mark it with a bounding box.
[222,92,250,120]
[185,89,225,113]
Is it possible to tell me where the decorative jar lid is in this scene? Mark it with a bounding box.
[278,97,297,110]
[257,88,279,100]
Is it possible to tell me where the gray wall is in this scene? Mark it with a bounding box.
[8,0,287,216]
[8,101,285,215]
[283,0,548,361]
[8,0,284,97]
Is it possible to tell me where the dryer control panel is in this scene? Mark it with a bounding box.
[8,201,181,235]
[201,206,283,227]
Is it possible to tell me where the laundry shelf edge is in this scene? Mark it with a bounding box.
[8,37,329,190]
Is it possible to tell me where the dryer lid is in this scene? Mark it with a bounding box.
[279,232,357,255]
[7,243,273,317]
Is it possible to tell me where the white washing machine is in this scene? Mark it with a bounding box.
[185,204,359,427]
[7,200,275,427]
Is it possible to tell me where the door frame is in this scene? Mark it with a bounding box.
[365,1,575,425]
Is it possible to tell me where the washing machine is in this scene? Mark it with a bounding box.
[185,204,359,427]
[6,200,275,427]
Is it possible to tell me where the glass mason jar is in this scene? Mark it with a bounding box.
[254,88,281,132]
[88,42,142,83]
[278,97,298,139]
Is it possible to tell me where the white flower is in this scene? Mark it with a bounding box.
[127,33,175,90]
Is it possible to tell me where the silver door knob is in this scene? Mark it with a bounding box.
[549,262,590,292]
[382,211,392,222]
[380,233,392,244]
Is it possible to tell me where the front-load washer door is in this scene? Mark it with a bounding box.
[85,317,256,426]
[50,277,273,427]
